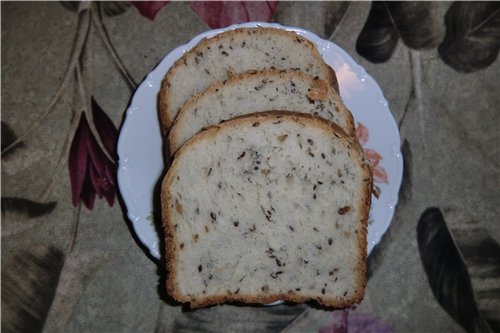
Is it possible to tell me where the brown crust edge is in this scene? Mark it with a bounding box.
[325,64,340,94]
[158,27,337,135]
[162,111,372,309]
[169,69,355,154]
[158,77,172,136]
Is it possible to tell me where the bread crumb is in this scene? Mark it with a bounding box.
[306,79,329,101]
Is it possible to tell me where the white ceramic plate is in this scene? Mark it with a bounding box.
[117,22,403,261]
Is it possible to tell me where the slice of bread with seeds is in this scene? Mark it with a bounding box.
[168,69,354,154]
[161,112,372,308]
[158,27,339,134]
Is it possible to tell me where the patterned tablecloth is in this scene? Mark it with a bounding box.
[2,2,499,332]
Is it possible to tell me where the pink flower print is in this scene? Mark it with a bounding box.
[356,122,389,184]
[131,1,170,20]
[319,309,394,333]
[132,1,278,28]
[355,121,369,145]
[190,1,278,29]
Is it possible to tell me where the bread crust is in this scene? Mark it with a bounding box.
[168,69,355,154]
[326,64,339,94]
[162,111,371,309]
[158,27,339,134]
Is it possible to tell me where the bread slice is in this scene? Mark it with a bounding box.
[168,69,355,154]
[159,27,339,133]
[161,112,372,308]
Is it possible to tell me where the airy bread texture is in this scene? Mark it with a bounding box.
[168,69,355,154]
[162,112,372,308]
[159,27,338,133]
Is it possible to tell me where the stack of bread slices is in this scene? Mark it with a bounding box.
[159,27,373,308]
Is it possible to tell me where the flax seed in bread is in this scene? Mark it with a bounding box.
[168,69,354,154]
[161,112,371,308]
[158,27,339,133]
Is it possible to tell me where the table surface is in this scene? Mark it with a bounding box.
[2,2,499,333]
